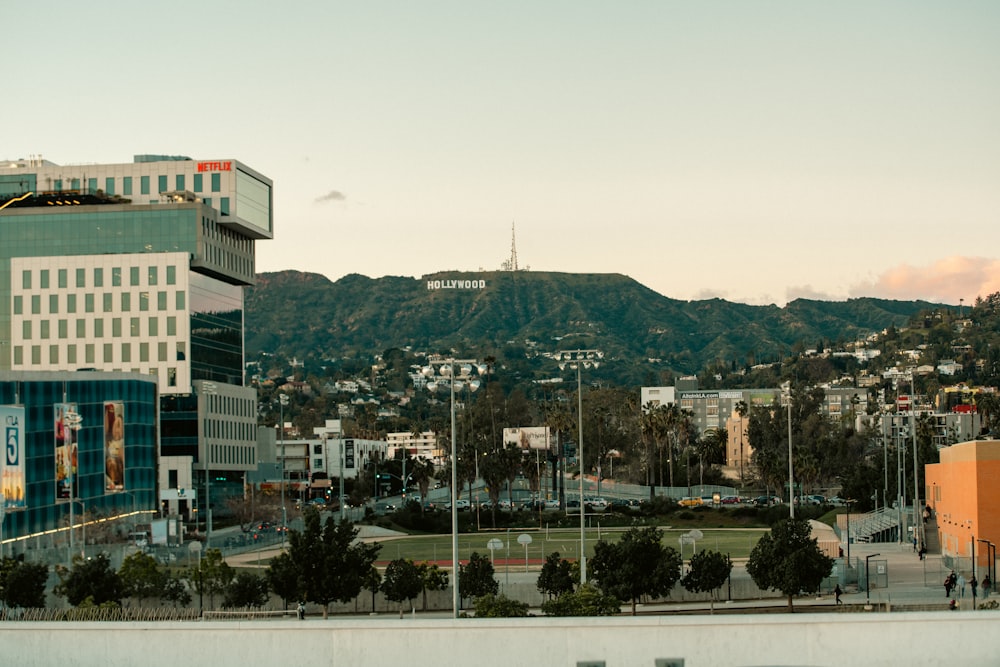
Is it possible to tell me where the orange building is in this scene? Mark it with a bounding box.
[925,440,1000,572]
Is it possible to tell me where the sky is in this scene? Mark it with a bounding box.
[6,1,1000,306]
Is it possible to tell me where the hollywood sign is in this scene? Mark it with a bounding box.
[427,279,487,290]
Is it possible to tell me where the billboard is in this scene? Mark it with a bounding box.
[345,439,355,469]
[503,426,552,450]
[54,403,79,501]
[104,401,125,493]
[2,405,26,510]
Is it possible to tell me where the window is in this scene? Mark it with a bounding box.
[31,295,40,314]
[67,294,76,313]
[67,344,77,364]
[58,269,67,288]
[111,267,121,287]
[166,265,176,285]
[104,343,113,363]
[49,294,59,313]
[40,270,49,289]
[76,268,86,288]
[31,346,40,365]
[176,341,186,360]
[54,180,63,191]
[85,294,95,313]
[103,293,113,312]
[314,459,324,469]
[94,268,104,287]
[123,176,132,195]
[49,345,59,364]
[22,321,31,340]
[112,318,122,337]
[130,266,140,286]
[71,178,80,190]
[58,320,67,339]
[140,175,150,195]
[193,174,203,192]
[85,344,95,364]
[94,319,104,338]
[76,319,86,337]
[40,321,49,339]
[13,346,22,365]
[21,270,30,289]
[158,342,167,361]
[12,296,22,315]
[148,317,158,336]
[313,444,323,455]
[131,317,140,336]
[175,291,185,310]
[166,316,176,336]
[210,173,221,192]
[157,291,167,310]
[168,368,177,387]
[139,342,149,362]
[139,291,149,311]
[105,177,115,195]
[158,175,168,194]
[148,266,158,285]
[220,197,230,215]
[176,174,185,191]
[121,292,131,311]
[121,343,131,363]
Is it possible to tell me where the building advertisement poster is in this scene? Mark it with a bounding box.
[104,401,125,493]
[2,405,26,510]
[55,403,78,501]
[503,426,552,450]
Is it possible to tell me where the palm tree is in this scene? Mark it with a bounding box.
[409,457,434,515]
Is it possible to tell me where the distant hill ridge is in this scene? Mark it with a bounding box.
[245,270,939,378]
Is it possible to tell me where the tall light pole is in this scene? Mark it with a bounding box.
[781,382,794,519]
[64,407,83,566]
[558,349,604,584]
[278,393,289,548]
[421,359,484,618]
[910,373,920,550]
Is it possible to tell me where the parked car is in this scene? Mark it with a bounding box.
[443,499,470,511]
[721,495,740,505]
[678,497,703,507]
[585,497,609,511]
[544,498,561,510]
[807,494,826,505]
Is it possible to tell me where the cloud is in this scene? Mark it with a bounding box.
[315,190,346,203]
[786,285,839,302]
[849,256,1000,305]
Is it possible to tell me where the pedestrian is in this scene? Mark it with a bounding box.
[983,574,992,598]
[912,537,917,552]
[957,573,966,598]
[971,576,978,598]
[834,584,843,605]
[919,544,927,560]
[945,571,955,597]
[297,602,305,620]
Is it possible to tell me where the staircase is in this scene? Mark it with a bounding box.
[922,515,941,554]
[848,507,900,543]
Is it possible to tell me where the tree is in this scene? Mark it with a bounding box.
[119,551,168,605]
[540,583,621,616]
[589,526,682,615]
[537,552,575,600]
[223,572,270,608]
[0,557,48,608]
[265,551,300,609]
[55,553,124,607]
[473,593,529,617]
[746,518,834,612]
[459,552,498,604]
[681,550,732,613]
[287,508,381,618]
[417,561,448,611]
[408,457,435,515]
[362,566,381,613]
[380,559,423,616]
[186,548,234,611]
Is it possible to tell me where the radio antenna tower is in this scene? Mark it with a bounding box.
[503,222,519,271]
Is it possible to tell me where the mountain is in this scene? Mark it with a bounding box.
[245,270,942,381]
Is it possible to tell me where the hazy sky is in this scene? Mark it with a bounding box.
[6,2,999,306]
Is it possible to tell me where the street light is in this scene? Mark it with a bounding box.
[421,358,484,618]
[781,382,794,519]
[865,553,881,603]
[278,393,289,548]
[909,373,920,551]
[558,348,604,585]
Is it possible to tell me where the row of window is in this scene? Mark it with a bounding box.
[21,265,178,290]
[12,342,182,370]
[20,315,180,340]
[207,441,255,467]
[53,173,223,197]
[14,290,186,315]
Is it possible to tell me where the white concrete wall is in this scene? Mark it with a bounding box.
[1,612,996,667]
